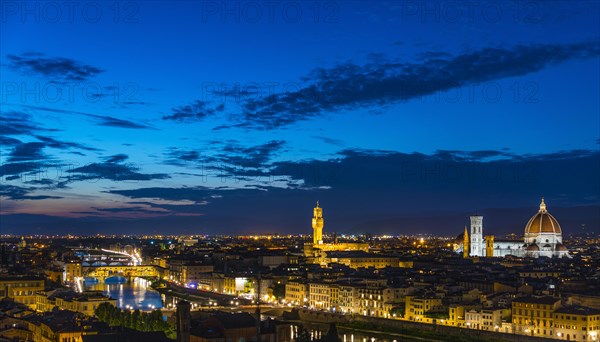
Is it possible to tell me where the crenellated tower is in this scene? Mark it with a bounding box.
[312,201,324,245]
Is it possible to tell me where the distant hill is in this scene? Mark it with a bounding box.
[1,205,597,236]
[347,205,600,237]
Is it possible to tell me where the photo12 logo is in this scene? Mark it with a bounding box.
[398,1,541,24]
[1,1,140,24]
[399,161,539,185]
[1,82,140,104]
[200,1,340,24]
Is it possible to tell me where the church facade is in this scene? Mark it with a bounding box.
[457,199,570,258]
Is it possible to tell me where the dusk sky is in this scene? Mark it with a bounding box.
[1,1,599,236]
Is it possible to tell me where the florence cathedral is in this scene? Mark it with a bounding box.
[456,198,570,258]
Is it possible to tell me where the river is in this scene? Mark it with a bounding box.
[298,323,435,342]
[84,277,163,310]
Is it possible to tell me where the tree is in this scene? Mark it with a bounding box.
[131,309,141,330]
[94,303,174,337]
[389,304,405,318]
[272,283,285,299]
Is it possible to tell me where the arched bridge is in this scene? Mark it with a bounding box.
[83,265,159,282]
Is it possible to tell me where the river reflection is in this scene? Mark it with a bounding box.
[84,277,163,310]
[294,324,424,342]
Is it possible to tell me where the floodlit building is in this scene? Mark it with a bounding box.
[458,199,570,258]
[464,307,510,331]
[0,276,45,309]
[404,296,443,322]
[285,281,308,305]
[355,286,390,318]
[35,289,116,316]
[309,282,337,310]
[304,202,369,258]
[512,296,561,338]
[553,306,600,341]
[64,261,82,283]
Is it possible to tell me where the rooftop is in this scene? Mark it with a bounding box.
[513,296,560,305]
[555,306,600,315]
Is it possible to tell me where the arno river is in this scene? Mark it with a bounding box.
[84,277,163,310]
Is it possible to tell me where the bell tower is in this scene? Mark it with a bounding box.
[470,215,483,257]
[312,201,324,245]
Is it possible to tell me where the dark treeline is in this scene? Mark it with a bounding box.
[94,302,175,339]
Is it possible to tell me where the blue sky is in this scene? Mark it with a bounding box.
[1,1,599,235]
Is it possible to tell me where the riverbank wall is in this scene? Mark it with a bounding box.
[292,309,556,342]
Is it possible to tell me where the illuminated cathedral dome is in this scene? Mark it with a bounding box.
[522,198,568,257]
[524,198,562,236]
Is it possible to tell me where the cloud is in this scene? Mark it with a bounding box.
[1,139,97,181]
[0,113,100,178]
[6,52,104,81]
[0,161,46,178]
[313,136,344,146]
[0,111,58,136]
[108,186,213,203]
[162,100,225,122]
[20,105,153,129]
[166,149,201,162]
[177,150,201,161]
[66,161,169,182]
[29,147,594,234]
[0,136,22,146]
[103,154,128,163]
[7,142,46,162]
[1,112,96,161]
[164,148,205,167]
[164,140,285,172]
[91,206,168,214]
[0,184,62,200]
[94,115,153,129]
[216,140,286,168]
[165,42,599,129]
[33,135,98,151]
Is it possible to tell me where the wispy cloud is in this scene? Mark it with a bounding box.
[162,101,224,122]
[103,154,129,163]
[66,161,169,182]
[0,111,58,136]
[21,105,154,130]
[0,184,62,200]
[7,142,46,162]
[6,52,104,81]
[162,42,599,129]
[239,42,600,129]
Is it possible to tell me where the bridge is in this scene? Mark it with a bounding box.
[73,248,141,267]
[83,265,159,282]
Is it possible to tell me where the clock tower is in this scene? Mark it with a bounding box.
[312,201,324,245]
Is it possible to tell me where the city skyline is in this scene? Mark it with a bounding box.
[1,1,599,235]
